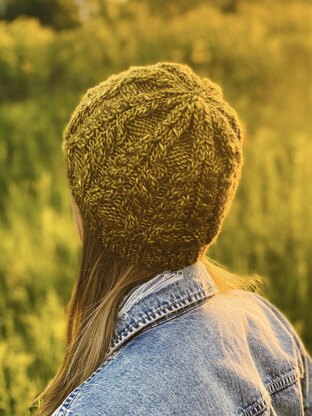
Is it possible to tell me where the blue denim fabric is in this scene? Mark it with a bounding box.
[52,261,312,415]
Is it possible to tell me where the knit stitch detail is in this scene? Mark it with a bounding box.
[62,62,244,270]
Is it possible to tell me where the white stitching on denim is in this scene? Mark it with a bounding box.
[116,292,202,341]
[266,369,301,395]
[56,348,122,416]
[56,288,215,415]
[107,286,217,357]
[240,393,271,416]
[55,282,218,414]
[116,282,213,336]
[119,269,185,315]
[240,369,301,416]
[117,260,214,321]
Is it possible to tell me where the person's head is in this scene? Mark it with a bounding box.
[33,62,260,415]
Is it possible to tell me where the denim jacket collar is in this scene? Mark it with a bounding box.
[105,260,219,360]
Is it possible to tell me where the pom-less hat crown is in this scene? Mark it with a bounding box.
[62,62,244,270]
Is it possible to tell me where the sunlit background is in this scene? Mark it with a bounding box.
[0,0,311,414]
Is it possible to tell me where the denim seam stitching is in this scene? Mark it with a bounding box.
[57,390,80,416]
[266,368,300,395]
[55,286,217,414]
[110,286,217,351]
[74,290,217,405]
[55,348,122,416]
[240,369,301,416]
[240,393,271,416]
[142,294,214,332]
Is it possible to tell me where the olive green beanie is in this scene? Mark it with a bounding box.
[62,62,244,271]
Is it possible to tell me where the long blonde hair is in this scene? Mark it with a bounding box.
[31,221,262,415]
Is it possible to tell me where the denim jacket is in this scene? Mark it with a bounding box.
[52,261,312,416]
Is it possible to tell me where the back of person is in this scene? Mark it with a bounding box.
[32,62,312,416]
[51,261,312,416]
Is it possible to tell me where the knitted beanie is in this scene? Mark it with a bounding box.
[62,62,244,271]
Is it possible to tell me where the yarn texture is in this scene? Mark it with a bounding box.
[62,62,244,270]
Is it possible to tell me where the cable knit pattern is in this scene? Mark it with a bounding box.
[62,62,244,270]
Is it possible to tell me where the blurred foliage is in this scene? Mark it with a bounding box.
[0,0,81,29]
[0,0,311,414]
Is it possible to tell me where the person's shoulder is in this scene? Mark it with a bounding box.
[198,289,307,377]
[52,293,261,416]
[52,290,312,416]
[52,311,228,416]
[216,289,307,357]
[239,289,307,348]
[247,290,312,412]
